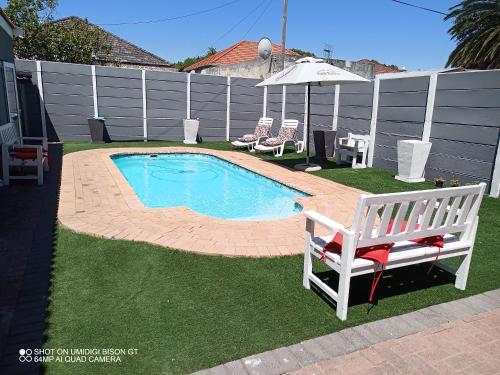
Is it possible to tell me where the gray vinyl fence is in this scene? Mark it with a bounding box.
[14,59,500,196]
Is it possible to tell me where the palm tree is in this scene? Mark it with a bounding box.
[445,0,500,69]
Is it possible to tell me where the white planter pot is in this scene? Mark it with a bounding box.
[395,140,432,183]
[183,119,199,144]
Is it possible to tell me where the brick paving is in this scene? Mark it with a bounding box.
[290,308,500,375]
[192,289,500,375]
[59,147,365,257]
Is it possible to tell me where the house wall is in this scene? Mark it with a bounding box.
[0,26,14,126]
[0,27,14,63]
[15,59,500,193]
[199,55,299,79]
[197,57,375,80]
[0,62,8,126]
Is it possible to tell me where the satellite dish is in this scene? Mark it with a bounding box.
[258,37,272,60]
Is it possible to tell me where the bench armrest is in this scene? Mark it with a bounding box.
[304,211,353,235]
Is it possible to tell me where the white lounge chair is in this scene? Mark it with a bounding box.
[0,122,49,185]
[254,119,304,157]
[336,132,370,169]
[231,117,273,152]
[303,183,486,320]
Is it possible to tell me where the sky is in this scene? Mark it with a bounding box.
[3,0,459,70]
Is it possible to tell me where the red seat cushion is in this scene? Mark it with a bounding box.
[322,232,394,264]
[387,220,444,248]
[10,148,48,160]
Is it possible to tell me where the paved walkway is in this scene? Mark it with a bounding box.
[291,308,500,375]
[192,289,500,375]
[0,144,62,374]
[59,147,364,257]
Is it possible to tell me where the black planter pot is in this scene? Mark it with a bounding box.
[88,117,106,144]
[435,181,444,188]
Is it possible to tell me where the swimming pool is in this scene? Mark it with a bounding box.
[112,153,308,221]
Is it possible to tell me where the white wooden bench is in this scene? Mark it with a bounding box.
[0,122,49,185]
[303,183,486,320]
[335,132,370,169]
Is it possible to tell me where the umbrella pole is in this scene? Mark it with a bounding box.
[306,83,311,165]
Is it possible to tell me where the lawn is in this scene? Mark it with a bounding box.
[45,141,500,375]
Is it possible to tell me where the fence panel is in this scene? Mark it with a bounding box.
[229,77,262,139]
[190,73,227,141]
[426,71,500,187]
[146,70,187,141]
[286,85,305,140]
[41,61,93,141]
[96,66,143,141]
[337,81,373,140]
[373,76,429,171]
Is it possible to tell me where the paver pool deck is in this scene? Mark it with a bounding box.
[59,147,364,257]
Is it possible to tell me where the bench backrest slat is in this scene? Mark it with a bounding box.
[354,183,486,249]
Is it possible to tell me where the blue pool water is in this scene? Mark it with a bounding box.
[112,153,307,221]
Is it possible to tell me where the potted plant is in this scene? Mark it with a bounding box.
[434,176,445,188]
[450,178,460,187]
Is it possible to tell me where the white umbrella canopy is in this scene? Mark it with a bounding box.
[256,57,369,171]
[256,57,369,87]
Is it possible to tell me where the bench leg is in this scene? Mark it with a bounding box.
[336,270,351,321]
[303,244,312,289]
[455,220,478,290]
[455,254,472,290]
[303,219,315,289]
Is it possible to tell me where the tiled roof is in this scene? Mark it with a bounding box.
[357,59,404,75]
[51,17,172,67]
[185,41,298,71]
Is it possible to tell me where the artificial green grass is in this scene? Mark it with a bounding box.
[45,141,500,374]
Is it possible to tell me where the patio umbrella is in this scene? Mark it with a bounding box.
[257,57,369,171]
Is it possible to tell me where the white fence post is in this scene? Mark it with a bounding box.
[91,65,98,118]
[186,73,191,120]
[332,84,340,131]
[303,85,309,143]
[142,70,147,142]
[263,86,268,118]
[367,76,380,167]
[422,72,438,142]
[226,76,231,141]
[491,136,500,197]
[281,85,286,124]
[36,60,47,138]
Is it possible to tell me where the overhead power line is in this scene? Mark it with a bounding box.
[241,0,273,40]
[390,0,447,16]
[97,0,242,26]
[209,0,269,47]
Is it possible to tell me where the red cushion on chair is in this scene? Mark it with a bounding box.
[323,232,394,264]
[10,148,48,159]
[10,150,39,160]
